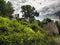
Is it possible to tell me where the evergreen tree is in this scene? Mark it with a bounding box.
[21,5,39,22]
[0,0,14,18]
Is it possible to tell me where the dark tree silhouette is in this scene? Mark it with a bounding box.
[42,18,51,24]
[0,0,14,18]
[21,5,39,22]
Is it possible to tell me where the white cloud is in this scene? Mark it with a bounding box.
[5,0,60,21]
[5,0,59,13]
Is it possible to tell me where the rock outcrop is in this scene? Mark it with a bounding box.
[43,20,59,35]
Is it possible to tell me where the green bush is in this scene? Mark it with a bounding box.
[0,16,53,45]
[55,21,60,33]
[42,18,51,24]
[0,0,14,18]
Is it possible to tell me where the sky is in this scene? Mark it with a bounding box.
[5,0,60,21]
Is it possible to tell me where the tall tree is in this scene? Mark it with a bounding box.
[0,0,14,18]
[42,18,51,24]
[21,5,39,22]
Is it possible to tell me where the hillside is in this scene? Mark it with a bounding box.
[0,16,54,45]
[0,0,60,45]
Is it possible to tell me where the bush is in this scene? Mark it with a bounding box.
[42,18,51,24]
[0,0,14,18]
[0,16,53,45]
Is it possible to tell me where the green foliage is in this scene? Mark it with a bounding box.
[0,0,14,18]
[38,21,43,27]
[55,21,60,33]
[0,16,52,45]
[42,18,51,24]
[21,5,39,17]
[0,1,59,45]
[21,5,39,22]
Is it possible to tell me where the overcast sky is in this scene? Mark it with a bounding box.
[5,0,60,21]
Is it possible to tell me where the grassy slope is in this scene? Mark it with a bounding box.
[0,16,51,45]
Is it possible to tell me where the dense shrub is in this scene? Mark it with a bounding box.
[55,21,60,34]
[0,16,52,45]
[42,18,51,24]
[0,0,14,18]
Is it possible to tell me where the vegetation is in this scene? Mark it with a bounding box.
[0,0,14,18]
[42,18,51,24]
[21,5,39,17]
[56,21,60,34]
[0,16,52,45]
[0,0,60,45]
[21,5,39,22]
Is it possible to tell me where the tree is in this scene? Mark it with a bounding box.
[0,0,14,18]
[55,21,60,34]
[42,18,51,24]
[0,16,49,45]
[21,5,39,22]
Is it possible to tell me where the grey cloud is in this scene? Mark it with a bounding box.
[39,2,60,21]
[5,0,60,21]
